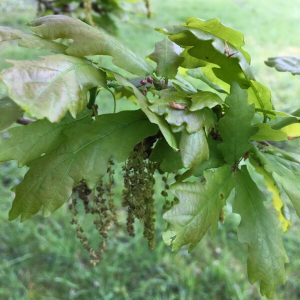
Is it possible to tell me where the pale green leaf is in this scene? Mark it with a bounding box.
[148,38,184,79]
[0,55,106,122]
[0,110,92,167]
[190,91,223,111]
[254,147,300,217]
[9,110,158,221]
[193,136,225,176]
[184,18,251,62]
[149,91,216,134]
[0,97,23,131]
[265,57,300,75]
[256,108,300,119]
[280,123,300,138]
[270,108,300,138]
[186,68,227,93]
[233,166,288,298]
[251,123,287,141]
[157,21,254,86]
[0,26,67,54]
[247,80,273,111]
[218,82,258,164]
[163,165,235,252]
[29,15,153,76]
[113,72,178,150]
[180,129,209,169]
[265,145,300,164]
[157,20,276,112]
[250,157,292,232]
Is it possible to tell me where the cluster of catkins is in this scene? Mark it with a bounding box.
[122,143,157,249]
[161,175,179,211]
[70,160,119,265]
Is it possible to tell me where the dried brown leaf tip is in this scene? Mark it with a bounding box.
[287,135,300,140]
[224,40,238,58]
[169,101,188,110]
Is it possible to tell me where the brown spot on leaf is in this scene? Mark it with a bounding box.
[169,101,188,110]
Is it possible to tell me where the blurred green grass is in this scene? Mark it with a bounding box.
[0,0,300,299]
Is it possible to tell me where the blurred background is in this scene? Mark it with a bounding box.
[0,0,300,299]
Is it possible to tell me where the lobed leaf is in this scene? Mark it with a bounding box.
[149,90,216,134]
[148,38,184,79]
[183,18,251,62]
[193,136,225,176]
[254,147,300,217]
[163,165,235,252]
[218,82,258,164]
[0,26,67,54]
[249,157,291,232]
[179,129,209,169]
[157,19,274,112]
[0,55,106,122]
[29,15,153,76]
[251,123,287,142]
[233,166,288,298]
[265,56,300,75]
[157,20,254,87]
[247,80,273,112]
[113,72,179,150]
[189,91,223,111]
[0,110,92,167]
[186,68,226,93]
[9,110,158,221]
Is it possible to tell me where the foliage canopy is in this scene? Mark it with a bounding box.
[0,15,299,298]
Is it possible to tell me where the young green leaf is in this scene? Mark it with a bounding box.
[148,38,184,80]
[233,166,288,298]
[9,110,158,222]
[270,108,300,138]
[0,110,92,167]
[157,20,254,87]
[186,68,227,93]
[247,80,273,112]
[163,165,235,252]
[218,82,258,164]
[193,136,226,176]
[0,97,23,131]
[189,91,223,111]
[183,18,251,62]
[179,129,209,169]
[113,72,178,150]
[251,123,288,141]
[255,108,300,119]
[0,55,106,122]
[29,15,153,76]
[148,90,216,134]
